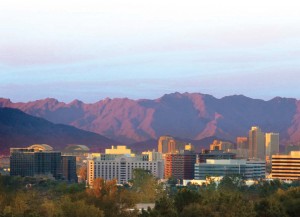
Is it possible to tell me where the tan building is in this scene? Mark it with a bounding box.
[236,137,248,159]
[210,140,233,152]
[142,150,163,161]
[158,136,176,154]
[185,143,194,152]
[105,145,135,157]
[248,126,265,160]
[265,133,279,161]
[271,151,300,180]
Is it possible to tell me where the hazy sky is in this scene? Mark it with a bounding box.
[1,0,300,102]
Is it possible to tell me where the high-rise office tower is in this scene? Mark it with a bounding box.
[248,126,265,160]
[158,136,176,154]
[265,133,279,161]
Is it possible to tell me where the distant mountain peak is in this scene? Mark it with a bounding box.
[1,93,300,145]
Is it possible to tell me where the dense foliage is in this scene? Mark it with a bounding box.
[1,173,300,217]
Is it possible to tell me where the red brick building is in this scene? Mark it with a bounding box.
[164,151,196,180]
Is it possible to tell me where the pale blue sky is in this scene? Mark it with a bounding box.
[1,0,300,102]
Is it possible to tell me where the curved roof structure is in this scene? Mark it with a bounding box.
[28,144,54,152]
[63,144,90,152]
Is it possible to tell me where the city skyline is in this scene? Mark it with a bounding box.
[1,0,300,102]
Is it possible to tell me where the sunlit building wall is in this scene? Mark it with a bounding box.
[265,133,279,161]
[248,126,265,160]
[194,159,266,180]
[87,156,164,185]
[236,137,248,159]
[158,136,176,154]
[271,151,300,180]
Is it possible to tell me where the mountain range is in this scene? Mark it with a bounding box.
[1,92,300,146]
[0,107,116,154]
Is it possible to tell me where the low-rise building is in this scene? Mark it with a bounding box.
[87,155,164,185]
[10,145,77,182]
[194,159,265,180]
[198,150,236,163]
[271,151,300,180]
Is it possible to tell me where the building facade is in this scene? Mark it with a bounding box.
[10,146,77,182]
[87,156,164,185]
[194,159,266,180]
[164,151,197,180]
[62,155,78,183]
[271,151,300,180]
[210,140,234,152]
[198,150,236,163]
[10,148,36,177]
[158,136,176,154]
[236,137,248,159]
[265,133,279,161]
[249,126,265,160]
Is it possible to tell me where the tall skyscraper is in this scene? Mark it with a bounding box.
[158,136,176,154]
[248,126,265,160]
[265,133,279,161]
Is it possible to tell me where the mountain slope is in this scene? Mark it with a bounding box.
[0,107,116,153]
[1,92,299,144]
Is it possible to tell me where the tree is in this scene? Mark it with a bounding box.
[39,199,60,217]
[78,165,87,182]
[255,198,287,217]
[174,189,202,213]
[152,196,178,217]
[218,175,245,192]
[131,169,162,203]
[60,196,104,217]
[181,203,215,217]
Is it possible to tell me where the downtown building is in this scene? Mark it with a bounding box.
[265,133,279,161]
[236,137,248,159]
[87,146,164,185]
[10,145,77,182]
[194,159,266,180]
[164,150,197,180]
[87,155,164,185]
[158,136,177,154]
[271,151,300,180]
[248,126,265,160]
[198,149,236,163]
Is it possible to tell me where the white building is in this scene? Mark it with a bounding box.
[142,150,163,161]
[88,155,164,185]
[194,159,266,180]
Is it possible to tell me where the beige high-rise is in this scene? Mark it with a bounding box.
[236,137,248,159]
[248,126,265,160]
[158,136,176,154]
[265,133,279,161]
